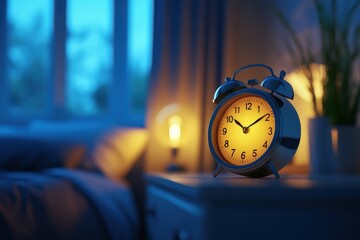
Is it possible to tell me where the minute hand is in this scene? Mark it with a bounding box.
[246,113,270,129]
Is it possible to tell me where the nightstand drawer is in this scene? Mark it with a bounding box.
[146,173,360,240]
[146,185,203,240]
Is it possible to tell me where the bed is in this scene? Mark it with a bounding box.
[0,122,148,240]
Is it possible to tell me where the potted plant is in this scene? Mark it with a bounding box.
[274,0,360,174]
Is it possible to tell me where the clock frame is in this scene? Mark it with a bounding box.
[208,64,301,179]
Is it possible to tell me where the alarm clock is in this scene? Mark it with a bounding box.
[208,64,300,179]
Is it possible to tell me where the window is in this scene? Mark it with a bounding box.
[128,0,154,114]
[1,0,153,126]
[67,0,112,115]
[7,0,53,115]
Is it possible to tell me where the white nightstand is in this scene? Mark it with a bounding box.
[146,173,360,240]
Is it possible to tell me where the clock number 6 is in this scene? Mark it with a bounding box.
[241,151,246,159]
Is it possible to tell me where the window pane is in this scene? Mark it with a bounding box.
[66,0,113,115]
[7,0,53,114]
[128,0,154,113]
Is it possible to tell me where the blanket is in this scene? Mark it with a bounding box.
[0,169,139,240]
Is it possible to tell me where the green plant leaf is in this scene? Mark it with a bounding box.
[274,0,360,124]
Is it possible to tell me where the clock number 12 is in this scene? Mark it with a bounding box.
[245,103,252,110]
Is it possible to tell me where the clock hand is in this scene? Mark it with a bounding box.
[246,113,270,129]
[234,119,245,129]
[234,119,249,134]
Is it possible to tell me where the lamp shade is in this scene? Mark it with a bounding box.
[155,103,183,148]
[168,114,182,148]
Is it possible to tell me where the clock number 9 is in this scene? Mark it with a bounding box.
[223,128,227,135]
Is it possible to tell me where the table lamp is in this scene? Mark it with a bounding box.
[167,114,184,172]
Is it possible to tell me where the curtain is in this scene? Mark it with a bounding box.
[145,0,226,172]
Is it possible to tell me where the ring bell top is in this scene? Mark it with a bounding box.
[208,64,301,179]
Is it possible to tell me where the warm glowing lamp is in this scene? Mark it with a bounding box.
[168,115,181,148]
[155,103,187,172]
[167,114,184,172]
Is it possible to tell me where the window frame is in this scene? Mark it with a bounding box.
[0,0,148,127]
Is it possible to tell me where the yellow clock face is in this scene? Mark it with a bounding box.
[216,94,276,166]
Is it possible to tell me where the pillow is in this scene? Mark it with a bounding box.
[91,128,149,181]
[0,123,148,175]
[0,136,86,171]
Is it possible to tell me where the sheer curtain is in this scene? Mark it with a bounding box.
[145,0,226,172]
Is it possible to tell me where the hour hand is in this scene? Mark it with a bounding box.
[234,119,249,133]
[234,119,245,129]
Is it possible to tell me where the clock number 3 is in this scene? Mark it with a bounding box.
[268,127,273,135]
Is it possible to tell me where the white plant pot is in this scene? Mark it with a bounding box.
[308,117,336,175]
[332,125,360,175]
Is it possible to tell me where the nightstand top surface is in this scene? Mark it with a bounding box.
[146,173,360,201]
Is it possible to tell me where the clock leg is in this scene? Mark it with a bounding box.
[213,165,224,177]
[267,161,280,179]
